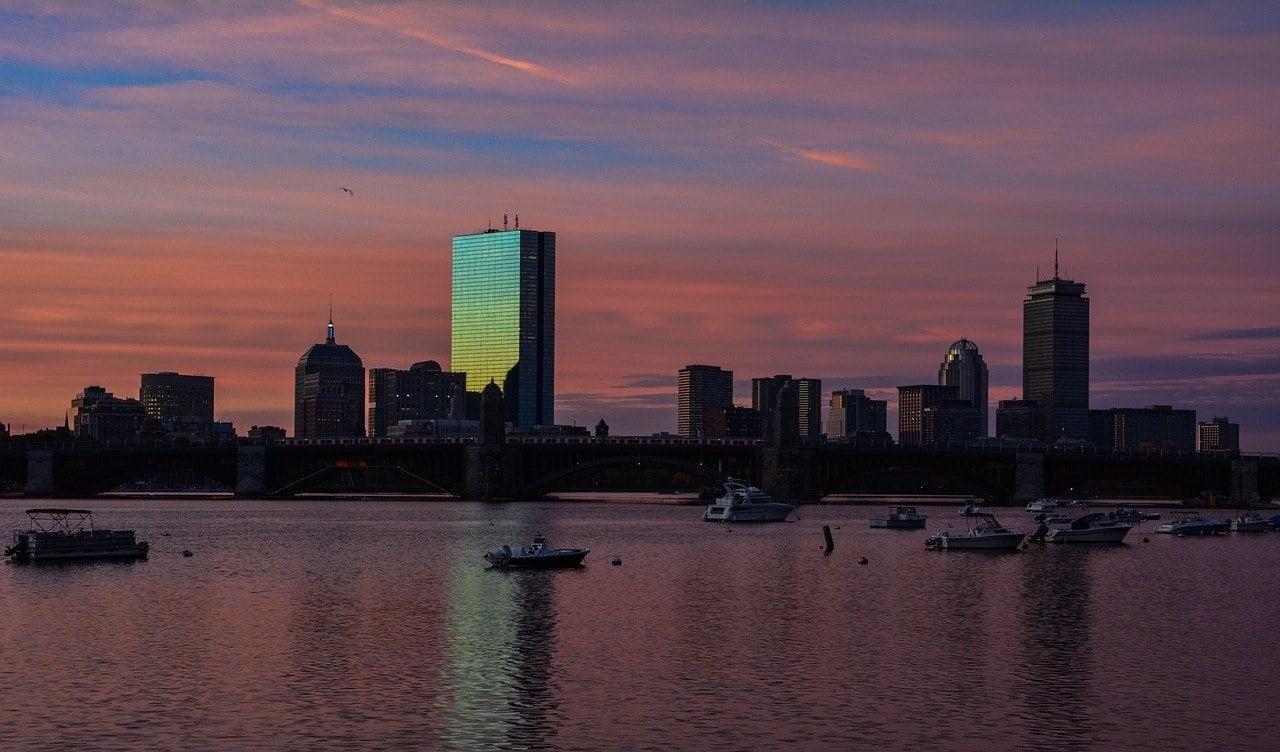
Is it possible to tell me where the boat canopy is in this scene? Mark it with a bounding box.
[1070,513,1109,530]
[22,509,95,534]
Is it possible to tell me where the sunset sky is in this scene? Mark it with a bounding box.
[2,2,1277,451]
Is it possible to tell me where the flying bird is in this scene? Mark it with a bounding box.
[339,187,353,196]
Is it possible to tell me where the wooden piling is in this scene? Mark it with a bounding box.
[822,525,834,553]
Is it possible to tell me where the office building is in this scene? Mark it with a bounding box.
[827,389,890,444]
[996,398,1045,442]
[1091,405,1197,452]
[1023,254,1089,442]
[71,385,148,442]
[938,339,989,437]
[140,372,220,440]
[898,384,978,446]
[367,360,466,438]
[707,405,762,440]
[678,364,733,439]
[752,374,822,444]
[451,226,555,430]
[294,316,364,439]
[1199,416,1240,452]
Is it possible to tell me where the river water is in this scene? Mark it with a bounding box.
[1,497,1276,751]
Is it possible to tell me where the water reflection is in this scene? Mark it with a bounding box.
[1018,546,1114,752]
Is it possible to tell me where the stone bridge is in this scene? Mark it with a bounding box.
[1,440,1274,506]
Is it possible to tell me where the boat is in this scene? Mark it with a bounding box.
[484,533,589,568]
[5,509,148,564]
[960,499,983,516]
[1040,512,1072,524]
[1229,512,1269,532]
[1153,513,1230,536]
[1025,498,1058,513]
[870,505,928,529]
[925,514,1026,550]
[702,479,795,522]
[1045,512,1133,544]
[1110,507,1161,523]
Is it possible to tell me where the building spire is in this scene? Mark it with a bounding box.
[1054,238,1060,280]
[327,294,336,344]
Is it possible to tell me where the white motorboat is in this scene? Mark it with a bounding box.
[1025,498,1058,513]
[960,499,983,516]
[870,505,928,529]
[1046,512,1133,544]
[484,533,589,568]
[925,514,1026,550]
[1153,513,1229,536]
[5,509,148,564]
[703,479,795,522]
[1229,512,1269,532]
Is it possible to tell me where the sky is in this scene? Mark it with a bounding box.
[1,1,1277,451]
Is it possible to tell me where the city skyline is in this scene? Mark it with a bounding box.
[2,3,1277,451]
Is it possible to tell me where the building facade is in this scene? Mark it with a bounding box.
[938,339,989,437]
[1023,260,1089,442]
[451,227,555,430]
[72,385,149,442]
[752,374,822,444]
[1199,416,1240,452]
[1091,405,1197,452]
[897,384,977,446]
[367,360,465,438]
[826,389,890,444]
[294,317,364,439]
[140,372,223,440]
[678,364,733,439]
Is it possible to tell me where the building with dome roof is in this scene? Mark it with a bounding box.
[294,315,364,439]
[938,339,989,437]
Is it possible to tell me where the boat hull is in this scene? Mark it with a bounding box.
[869,518,927,529]
[1153,521,1229,535]
[1047,525,1132,544]
[927,532,1025,550]
[1230,520,1269,532]
[703,504,794,522]
[486,549,589,569]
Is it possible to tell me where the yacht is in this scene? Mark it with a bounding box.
[1025,499,1058,513]
[925,514,1026,551]
[1110,507,1161,523]
[1153,513,1230,536]
[870,505,928,529]
[1046,512,1133,544]
[703,479,795,522]
[5,509,148,564]
[484,532,589,568]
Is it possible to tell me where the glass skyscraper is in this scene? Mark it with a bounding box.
[1023,260,1089,442]
[451,228,555,430]
[938,339,989,437]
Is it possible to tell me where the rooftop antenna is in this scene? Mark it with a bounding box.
[327,294,335,344]
[504,213,509,230]
[515,213,519,229]
[1054,238,1060,279]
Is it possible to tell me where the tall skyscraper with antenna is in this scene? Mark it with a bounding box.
[1023,247,1089,443]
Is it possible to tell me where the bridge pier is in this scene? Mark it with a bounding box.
[235,445,267,498]
[1014,452,1045,505]
[463,445,522,501]
[25,450,55,497]
[1231,459,1259,504]
[760,447,819,505]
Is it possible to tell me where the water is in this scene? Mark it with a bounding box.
[2,497,1277,751]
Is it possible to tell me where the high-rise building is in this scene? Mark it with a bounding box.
[451,226,555,430]
[1091,405,1197,452]
[897,384,977,446]
[1023,253,1089,442]
[367,360,465,438]
[71,385,148,442]
[140,372,214,423]
[752,374,822,443]
[678,364,733,438]
[827,389,890,444]
[1199,416,1240,452]
[295,316,364,439]
[938,339,989,437]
